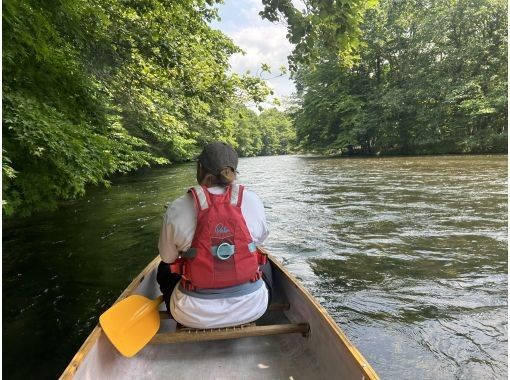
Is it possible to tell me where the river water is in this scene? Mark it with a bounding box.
[3,155,507,379]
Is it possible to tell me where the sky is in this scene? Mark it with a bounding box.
[209,0,297,107]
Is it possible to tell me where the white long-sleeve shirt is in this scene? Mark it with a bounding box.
[158,185,269,328]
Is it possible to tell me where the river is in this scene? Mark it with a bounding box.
[2,154,507,379]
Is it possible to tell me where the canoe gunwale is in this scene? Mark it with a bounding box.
[59,256,161,379]
[265,250,379,380]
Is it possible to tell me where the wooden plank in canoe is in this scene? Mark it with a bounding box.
[150,323,310,344]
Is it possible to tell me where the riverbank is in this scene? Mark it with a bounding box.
[302,146,508,157]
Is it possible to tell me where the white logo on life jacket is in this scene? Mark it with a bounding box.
[215,223,230,235]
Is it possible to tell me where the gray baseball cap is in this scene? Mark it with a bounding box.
[198,141,238,175]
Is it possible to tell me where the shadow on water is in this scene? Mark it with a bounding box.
[2,164,196,379]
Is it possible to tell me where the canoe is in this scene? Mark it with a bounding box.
[60,250,379,379]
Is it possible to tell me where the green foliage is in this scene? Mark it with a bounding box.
[293,0,507,155]
[3,0,155,216]
[3,0,274,216]
[9,0,504,216]
[260,0,377,70]
[229,107,295,157]
[258,108,296,155]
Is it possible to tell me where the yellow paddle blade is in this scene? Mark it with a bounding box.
[99,295,163,357]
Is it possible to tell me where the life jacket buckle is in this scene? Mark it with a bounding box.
[257,251,267,265]
[170,258,184,275]
[181,278,195,291]
[216,242,235,260]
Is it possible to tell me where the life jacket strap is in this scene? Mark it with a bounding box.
[230,184,244,207]
[178,279,264,299]
[189,185,210,211]
[182,248,197,259]
[189,184,244,212]
[182,242,257,261]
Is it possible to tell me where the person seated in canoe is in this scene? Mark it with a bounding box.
[157,141,271,329]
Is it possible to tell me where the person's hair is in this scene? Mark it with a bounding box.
[201,166,236,187]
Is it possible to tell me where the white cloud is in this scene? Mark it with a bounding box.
[229,25,291,74]
[210,0,297,104]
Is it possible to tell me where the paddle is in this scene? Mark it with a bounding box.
[99,294,164,357]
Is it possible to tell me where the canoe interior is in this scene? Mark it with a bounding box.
[63,256,378,379]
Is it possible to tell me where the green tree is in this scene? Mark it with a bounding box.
[293,0,507,155]
[230,106,295,156]
[2,0,272,216]
[258,108,295,155]
[260,0,378,70]
[3,0,158,215]
[229,107,263,157]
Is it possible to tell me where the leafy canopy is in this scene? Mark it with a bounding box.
[2,0,273,216]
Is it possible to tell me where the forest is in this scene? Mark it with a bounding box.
[294,0,508,156]
[3,0,507,216]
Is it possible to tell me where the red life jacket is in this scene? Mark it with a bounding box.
[179,184,261,290]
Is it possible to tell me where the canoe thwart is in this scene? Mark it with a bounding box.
[150,323,310,344]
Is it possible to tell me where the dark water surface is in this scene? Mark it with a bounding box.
[3,155,507,379]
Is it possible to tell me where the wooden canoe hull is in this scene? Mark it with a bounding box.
[61,253,379,379]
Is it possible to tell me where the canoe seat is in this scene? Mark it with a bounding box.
[176,322,256,331]
[150,323,310,344]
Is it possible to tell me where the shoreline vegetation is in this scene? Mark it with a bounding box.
[293,151,509,159]
[3,0,507,217]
